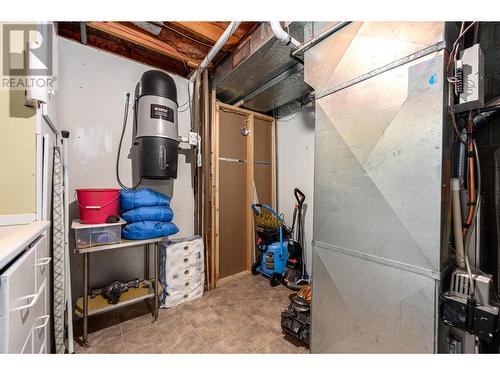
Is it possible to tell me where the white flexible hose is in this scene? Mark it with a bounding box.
[270,21,300,47]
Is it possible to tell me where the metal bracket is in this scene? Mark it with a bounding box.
[188,131,200,147]
[179,132,202,167]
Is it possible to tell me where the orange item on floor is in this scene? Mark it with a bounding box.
[297,284,311,304]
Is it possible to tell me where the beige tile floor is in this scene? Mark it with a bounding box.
[74,272,310,354]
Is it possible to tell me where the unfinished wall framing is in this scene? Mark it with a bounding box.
[210,101,276,287]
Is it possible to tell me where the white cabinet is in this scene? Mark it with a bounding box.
[32,281,49,354]
[0,229,51,353]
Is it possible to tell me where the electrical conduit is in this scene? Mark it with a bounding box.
[190,21,241,82]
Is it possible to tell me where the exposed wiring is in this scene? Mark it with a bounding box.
[473,22,479,44]
[463,112,477,232]
[448,22,476,71]
[161,22,215,48]
[276,101,303,122]
[481,103,500,113]
[178,82,192,113]
[449,243,498,299]
[189,74,195,129]
[446,21,481,300]
[116,92,142,190]
[463,139,482,297]
[447,22,477,94]
[161,38,191,76]
[278,109,302,123]
[450,108,468,146]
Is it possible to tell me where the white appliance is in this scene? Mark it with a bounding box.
[0,222,51,353]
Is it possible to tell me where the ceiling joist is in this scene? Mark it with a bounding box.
[57,22,191,77]
[87,22,203,69]
[57,22,260,78]
[169,22,241,48]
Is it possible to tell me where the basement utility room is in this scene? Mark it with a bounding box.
[1,1,500,373]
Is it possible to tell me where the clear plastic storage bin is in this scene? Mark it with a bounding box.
[71,219,126,249]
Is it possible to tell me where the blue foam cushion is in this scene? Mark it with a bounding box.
[120,188,171,211]
[122,206,174,223]
[122,221,179,240]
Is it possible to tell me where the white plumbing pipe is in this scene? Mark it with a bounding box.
[452,178,466,268]
[190,21,241,83]
[270,21,300,47]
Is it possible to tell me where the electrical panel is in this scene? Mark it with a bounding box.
[454,44,484,112]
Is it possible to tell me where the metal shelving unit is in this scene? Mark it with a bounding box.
[74,237,167,346]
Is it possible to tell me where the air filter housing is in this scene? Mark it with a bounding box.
[133,70,179,179]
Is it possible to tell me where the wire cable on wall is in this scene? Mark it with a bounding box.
[116,92,142,190]
[161,23,215,48]
[275,101,304,122]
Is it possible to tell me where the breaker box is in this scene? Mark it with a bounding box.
[454,44,484,112]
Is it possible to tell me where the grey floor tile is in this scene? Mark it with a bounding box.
[184,305,225,329]
[208,333,252,354]
[74,321,122,349]
[211,303,258,331]
[126,341,169,354]
[166,326,209,354]
[158,318,197,349]
[123,324,164,353]
[76,333,126,354]
[195,318,233,347]
[254,337,299,354]
[234,321,277,351]
[120,313,155,335]
[73,276,306,355]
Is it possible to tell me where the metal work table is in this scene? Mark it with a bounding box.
[74,237,167,346]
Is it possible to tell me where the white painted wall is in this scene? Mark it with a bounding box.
[56,38,194,301]
[276,103,315,274]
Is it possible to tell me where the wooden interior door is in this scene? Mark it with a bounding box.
[218,109,249,280]
[212,102,275,285]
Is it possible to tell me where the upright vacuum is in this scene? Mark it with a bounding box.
[283,188,310,290]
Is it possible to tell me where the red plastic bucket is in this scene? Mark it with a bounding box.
[75,188,120,224]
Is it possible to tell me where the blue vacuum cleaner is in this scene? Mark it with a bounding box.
[251,204,289,287]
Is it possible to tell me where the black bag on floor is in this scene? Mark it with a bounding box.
[281,295,310,347]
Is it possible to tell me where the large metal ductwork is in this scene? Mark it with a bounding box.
[305,22,459,353]
[212,22,313,113]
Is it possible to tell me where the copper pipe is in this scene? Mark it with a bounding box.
[463,113,476,235]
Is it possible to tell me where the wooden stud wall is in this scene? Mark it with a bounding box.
[210,102,275,287]
[246,114,255,272]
